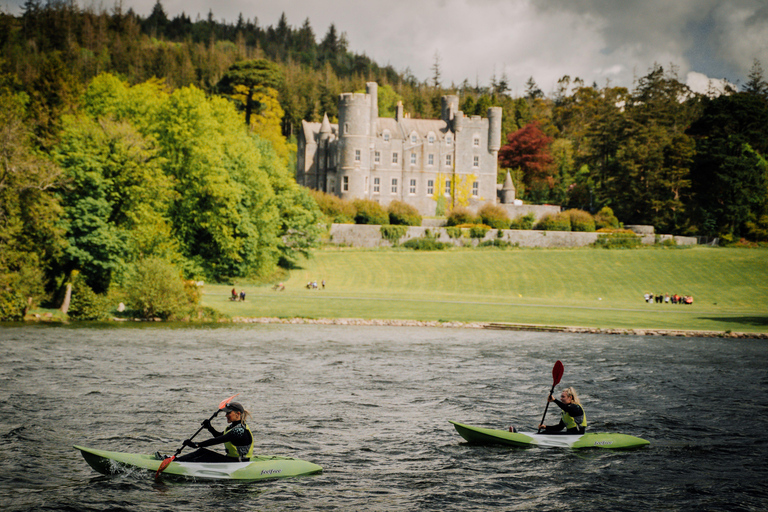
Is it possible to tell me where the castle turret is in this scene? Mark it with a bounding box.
[395,101,404,122]
[488,106,502,152]
[441,95,459,123]
[367,82,378,136]
[501,170,516,204]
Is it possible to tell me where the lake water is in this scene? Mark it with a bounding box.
[1,324,766,511]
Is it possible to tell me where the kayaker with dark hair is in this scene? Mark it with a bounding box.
[177,402,254,462]
[539,387,587,435]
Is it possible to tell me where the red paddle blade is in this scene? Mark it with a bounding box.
[552,360,564,386]
[155,455,175,479]
[218,393,239,410]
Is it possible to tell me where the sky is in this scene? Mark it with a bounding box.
[3,0,767,96]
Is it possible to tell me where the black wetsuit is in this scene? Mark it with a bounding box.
[176,421,254,462]
[542,400,586,435]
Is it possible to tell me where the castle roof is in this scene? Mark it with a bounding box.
[376,117,449,140]
[301,118,337,144]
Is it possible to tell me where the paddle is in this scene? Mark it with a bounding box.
[537,361,564,434]
[154,393,239,479]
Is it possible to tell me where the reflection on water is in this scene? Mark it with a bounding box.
[0,324,766,511]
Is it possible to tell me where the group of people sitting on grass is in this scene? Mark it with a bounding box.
[230,288,246,301]
[644,293,693,304]
[306,280,325,290]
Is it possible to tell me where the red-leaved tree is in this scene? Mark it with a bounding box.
[498,122,554,198]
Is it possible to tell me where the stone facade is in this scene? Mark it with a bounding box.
[297,82,502,216]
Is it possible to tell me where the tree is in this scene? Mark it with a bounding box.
[744,59,768,99]
[54,114,174,292]
[217,59,284,127]
[0,86,65,316]
[525,77,543,100]
[687,92,768,238]
[498,122,553,202]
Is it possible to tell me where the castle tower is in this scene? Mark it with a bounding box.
[337,86,373,199]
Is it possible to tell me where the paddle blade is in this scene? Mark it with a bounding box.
[552,360,564,386]
[218,393,239,411]
[155,455,175,479]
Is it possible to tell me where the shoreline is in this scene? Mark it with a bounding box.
[231,316,767,339]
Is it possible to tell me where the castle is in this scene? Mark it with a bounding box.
[297,82,508,216]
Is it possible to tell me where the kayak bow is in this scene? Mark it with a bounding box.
[450,421,649,449]
[75,445,322,481]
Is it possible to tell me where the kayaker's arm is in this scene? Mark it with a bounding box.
[201,419,223,437]
[553,399,583,418]
[186,425,253,449]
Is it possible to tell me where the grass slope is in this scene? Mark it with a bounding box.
[204,246,768,333]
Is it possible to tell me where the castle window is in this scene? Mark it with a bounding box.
[383,130,391,142]
[391,178,398,194]
[410,153,417,165]
[342,176,349,192]
[374,177,380,193]
[427,180,434,195]
[472,181,479,196]
[473,135,480,147]
[428,154,434,166]
[410,133,418,144]
[375,151,380,163]
[409,179,417,194]
[392,152,398,164]
[344,123,349,134]
[428,132,435,144]
[473,155,479,168]
[446,134,452,145]
[445,154,452,167]
[355,149,361,162]
[445,180,451,196]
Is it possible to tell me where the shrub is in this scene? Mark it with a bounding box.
[469,224,491,238]
[594,206,620,230]
[509,213,535,230]
[68,278,112,320]
[592,229,641,248]
[535,212,571,231]
[566,209,596,232]
[446,206,477,226]
[478,239,515,248]
[309,189,356,224]
[0,288,26,321]
[402,237,450,250]
[446,226,465,239]
[478,203,511,230]
[353,199,389,225]
[380,225,408,245]
[124,257,192,319]
[388,200,422,226]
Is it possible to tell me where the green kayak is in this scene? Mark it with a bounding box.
[450,421,650,449]
[75,445,323,481]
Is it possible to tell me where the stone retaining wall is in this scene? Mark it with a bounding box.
[328,224,697,248]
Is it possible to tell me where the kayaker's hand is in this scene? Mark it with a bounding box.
[201,419,212,429]
[539,424,546,430]
[547,394,555,403]
[183,439,198,449]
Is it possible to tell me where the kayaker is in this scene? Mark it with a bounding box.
[539,387,587,435]
[178,402,254,462]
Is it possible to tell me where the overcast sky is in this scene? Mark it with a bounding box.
[4,0,767,95]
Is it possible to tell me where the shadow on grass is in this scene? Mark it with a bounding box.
[700,316,768,327]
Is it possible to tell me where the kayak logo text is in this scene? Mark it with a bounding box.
[261,469,283,475]
[593,441,613,446]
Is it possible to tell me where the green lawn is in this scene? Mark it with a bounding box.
[203,246,768,334]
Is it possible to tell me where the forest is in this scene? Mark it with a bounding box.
[1,0,767,321]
